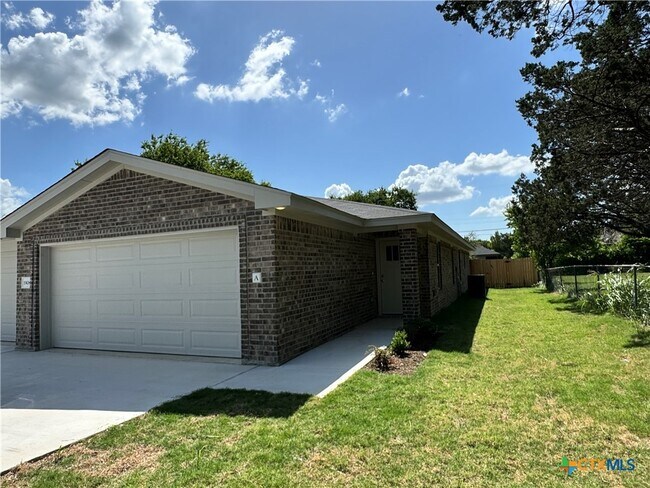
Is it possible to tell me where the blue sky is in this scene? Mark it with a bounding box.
[1,1,560,238]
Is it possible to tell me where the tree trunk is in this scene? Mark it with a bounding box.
[543,268,554,291]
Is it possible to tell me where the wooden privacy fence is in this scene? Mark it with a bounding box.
[469,257,538,288]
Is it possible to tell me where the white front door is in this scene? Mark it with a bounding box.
[48,229,241,357]
[378,239,402,314]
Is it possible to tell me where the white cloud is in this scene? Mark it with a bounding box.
[311,59,321,67]
[28,7,55,29]
[315,91,347,122]
[453,150,533,176]
[195,30,307,103]
[470,195,513,217]
[296,79,309,99]
[393,163,475,204]
[2,3,55,30]
[324,183,353,198]
[1,0,194,126]
[325,103,347,122]
[397,87,410,97]
[0,178,30,216]
[390,150,532,205]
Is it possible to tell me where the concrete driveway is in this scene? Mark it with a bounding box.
[1,317,398,472]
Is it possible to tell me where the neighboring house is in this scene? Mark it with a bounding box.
[470,244,502,260]
[0,150,472,365]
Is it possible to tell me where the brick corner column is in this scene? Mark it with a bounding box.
[399,228,419,320]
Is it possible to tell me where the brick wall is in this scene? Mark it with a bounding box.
[409,235,470,319]
[14,169,280,364]
[274,217,377,363]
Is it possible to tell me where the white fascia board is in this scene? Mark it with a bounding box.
[362,214,432,229]
[114,151,292,207]
[1,151,122,238]
[0,149,294,238]
[287,195,365,226]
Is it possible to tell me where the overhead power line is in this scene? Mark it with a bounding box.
[457,227,511,233]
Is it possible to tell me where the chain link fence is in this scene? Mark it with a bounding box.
[546,264,649,306]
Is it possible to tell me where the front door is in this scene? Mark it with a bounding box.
[378,239,402,314]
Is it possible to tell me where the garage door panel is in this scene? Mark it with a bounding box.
[97,327,136,346]
[189,235,235,257]
[96,243,135,262]
[191,330,240,355]
[97,299,136,317]
[54,247,92,264]
[140,299,184,317]
[140,269,184,288]
[53,273,93,291]
[50,230,240,357]
[97,272,135,290]
[140,240,183,259]
[190,299,239,318]
[1,242,17,342]
[189,267,238,288]
[141,329,185,347]
[56,326,94,344]
[54,299,93,320]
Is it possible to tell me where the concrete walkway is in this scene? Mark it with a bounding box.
[0,318,398,472]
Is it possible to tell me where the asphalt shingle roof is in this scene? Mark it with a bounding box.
[307,197,427,219]
[470,244,502,257]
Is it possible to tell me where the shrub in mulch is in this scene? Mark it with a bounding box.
[366,323,441,375]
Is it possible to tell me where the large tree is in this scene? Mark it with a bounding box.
[140,133,257,184]
[338,186,418,210]
[438,1,650,240]
[489,231,515,259]
[506,174,598,286]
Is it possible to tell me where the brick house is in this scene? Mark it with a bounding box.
[0,150,472,365]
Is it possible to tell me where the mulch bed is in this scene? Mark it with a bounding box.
[365,350,428,375]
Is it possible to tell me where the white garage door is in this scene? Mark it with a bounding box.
[1,239,17,342]
[50,230,241,357]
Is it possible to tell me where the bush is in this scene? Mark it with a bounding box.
[388,330,411,357]
[579,268,650,327]
[367,346,391,372]
[403,319,441,351]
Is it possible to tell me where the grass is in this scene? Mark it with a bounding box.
[4,289,649,487]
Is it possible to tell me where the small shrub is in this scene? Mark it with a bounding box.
[367,346,391,372]
[389,330,411,357]
[403,319,441,351]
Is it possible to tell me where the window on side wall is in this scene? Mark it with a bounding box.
[452,249,456,284]
[437,242,443,289]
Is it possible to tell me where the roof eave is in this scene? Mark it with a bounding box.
[1,149,293,238]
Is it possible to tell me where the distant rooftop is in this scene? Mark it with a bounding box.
[470,244,502,258]
[308,197,426,220]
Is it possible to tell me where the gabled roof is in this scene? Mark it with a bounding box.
[470,244,502,257]
[307,197,426,219]
[1,149,473,251]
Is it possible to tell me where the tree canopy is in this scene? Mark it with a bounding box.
[337,187,418,210]
[140,133,257,184]
[438,1,650,274]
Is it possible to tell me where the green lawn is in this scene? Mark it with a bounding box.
[5,289,649,487]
